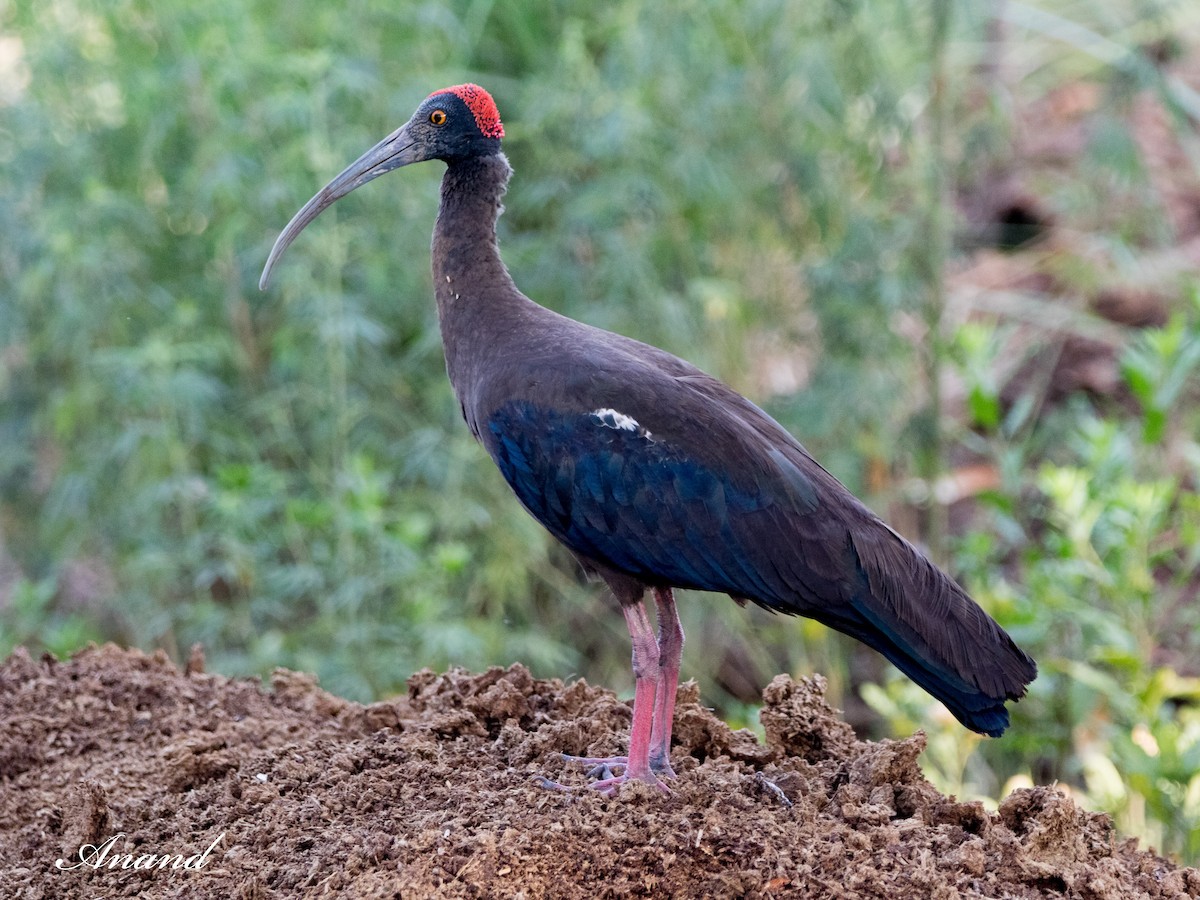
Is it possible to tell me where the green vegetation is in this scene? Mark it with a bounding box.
[2,0,1198,863]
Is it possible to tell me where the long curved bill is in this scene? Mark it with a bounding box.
[259,120,423,290]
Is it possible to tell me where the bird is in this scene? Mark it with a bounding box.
[260,83,1037,794]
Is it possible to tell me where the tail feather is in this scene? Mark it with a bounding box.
[839,526,1036,736]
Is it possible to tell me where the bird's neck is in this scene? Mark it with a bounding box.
[431,153,517,304]
[431,152,528,398]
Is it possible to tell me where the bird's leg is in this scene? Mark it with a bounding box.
[568,589,682,777]
[617,598,660,784]
[648,586,683,778]
[548,598,669,795]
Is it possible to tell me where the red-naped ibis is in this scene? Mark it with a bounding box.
[260,84,1036,794]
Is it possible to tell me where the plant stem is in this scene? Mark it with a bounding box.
[921,0,953,563]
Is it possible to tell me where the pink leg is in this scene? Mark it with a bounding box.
[648,587,683,777]
[619,599,660,784]
[543,598,669,796]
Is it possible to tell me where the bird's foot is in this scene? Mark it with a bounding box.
[560,753,678,780]
[535,754,673,797]
[649,752,678,781]
[536,770,670,798]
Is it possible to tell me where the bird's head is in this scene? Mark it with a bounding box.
[259,83,504,289]
[408,84,506,162]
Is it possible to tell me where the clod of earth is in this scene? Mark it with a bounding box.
[1,644,1196,898]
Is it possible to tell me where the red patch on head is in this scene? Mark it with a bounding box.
[429,83,505,139]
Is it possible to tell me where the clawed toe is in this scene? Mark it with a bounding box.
[537,754,673,796]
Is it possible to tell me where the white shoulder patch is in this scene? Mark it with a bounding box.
[591,408,653,439]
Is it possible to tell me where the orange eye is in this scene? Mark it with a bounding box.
[429,109,447,126]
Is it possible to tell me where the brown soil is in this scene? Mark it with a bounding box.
[1,645,1197,899]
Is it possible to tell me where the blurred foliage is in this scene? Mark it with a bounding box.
[1,0,1199,863]
[876,290,1200,862]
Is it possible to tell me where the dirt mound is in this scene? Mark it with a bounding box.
[0,645,1195,899]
